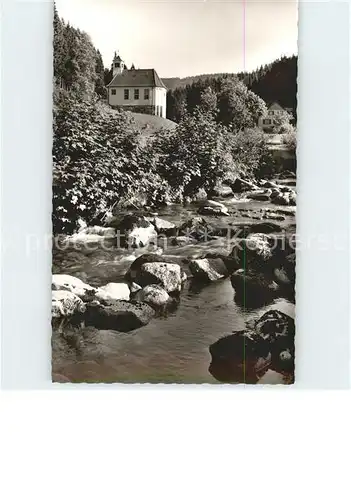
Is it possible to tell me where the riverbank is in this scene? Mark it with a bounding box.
[52,175,296,384]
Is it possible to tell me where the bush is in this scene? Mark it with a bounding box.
[53,95,156,233]
[153,108,233,198]
[226,128,277,180]
[282,127,297,152]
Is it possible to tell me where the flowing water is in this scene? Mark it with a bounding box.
[52,183,296,384]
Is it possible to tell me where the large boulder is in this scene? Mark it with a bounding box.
[255,309,295,342]
[271,191,291,206]
[135,284,171,309]
[228,177,258,193]
[52,274,96,301]
[62,226,116,246]
[209,331,272,383]
[204,250,239,274]
[246,190,272,202]
[79,226,116,237]
[189,258,229,282]
[52,290,86,318]
[230,233,275,270]
[107,214,157,248]
[178,217,214,241]
[136,262,184,293]
[85,300,155,332]
[262,180,279,189]
[233,222,283,239]
[170,236,197,247]
[147,217,176,236]
[126,254,180,281]
[231,269,279,308]
[211,184,233,198]
[254,309,295,376]
[198,200,229,216]
[95,282,130,303]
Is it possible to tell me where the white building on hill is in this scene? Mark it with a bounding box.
[107,52,167,118]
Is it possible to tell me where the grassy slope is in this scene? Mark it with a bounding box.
[127,112,177,137]
[97,102,177,141]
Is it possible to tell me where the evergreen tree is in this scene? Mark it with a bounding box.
[95,50,106,98]
[53,3,67,87]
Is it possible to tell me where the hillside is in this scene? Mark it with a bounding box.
[127,112,177,137]
[164,55,297,114]
[162,74,237,90]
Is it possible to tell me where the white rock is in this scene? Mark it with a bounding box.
[52,274,96,300]
[52,290,86,318]
[128,226,157,248]
[95,282,130,302]
[140,262,183,293]
[79,226,116,237]
[149,217,176,233]
[135,285,170,308]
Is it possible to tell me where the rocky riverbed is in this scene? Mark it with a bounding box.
[52,175,296,384]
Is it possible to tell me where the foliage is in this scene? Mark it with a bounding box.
[53,96,146,233]
[226,128,277,180]
[167,76,267,132]
[53,3,107,100]
[240,56,298,117]
[269,110,294,133]
[153,108,233,197]
[199,86,218,115]
[282,127,297,152]
[217,78,267,131]
[95,50,106,98]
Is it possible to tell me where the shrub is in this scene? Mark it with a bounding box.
[282,127,297,152]
[153,108,233,198]
[226,128,277,180]
[53,95,150,233]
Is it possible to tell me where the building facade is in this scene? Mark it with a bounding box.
[107,52,167,118]
[258,102,292,132]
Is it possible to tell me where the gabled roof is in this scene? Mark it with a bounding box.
[268,102,285,111]
[107,69,167,89]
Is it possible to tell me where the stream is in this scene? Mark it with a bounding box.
[52,180,296,384]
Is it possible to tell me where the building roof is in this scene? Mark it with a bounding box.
[268,102,285,111]
[107,69,167,89]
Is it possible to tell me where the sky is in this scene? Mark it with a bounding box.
[55,0,298,78]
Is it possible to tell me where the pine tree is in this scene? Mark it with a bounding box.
[53,3,67,88]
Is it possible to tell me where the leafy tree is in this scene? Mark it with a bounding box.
[282,127,297,152]
[53,96,141,233]
[199,86,217,115]
[217,78,267,131]
[225,128,277,180]
[154,108,232,197]
[269,109,294,133]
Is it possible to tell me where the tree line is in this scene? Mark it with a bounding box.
[53,3,112,101]
[166,55,297,122]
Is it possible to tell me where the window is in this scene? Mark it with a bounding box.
[156,105,159,116]
[115,62,120,68]
[134,89,139,100]
[124,89,129,100]
[159,107,163,118]
[111,89,116,95]
[263,119,271,125]
[144,89,150,100]
[268,110,274,115]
